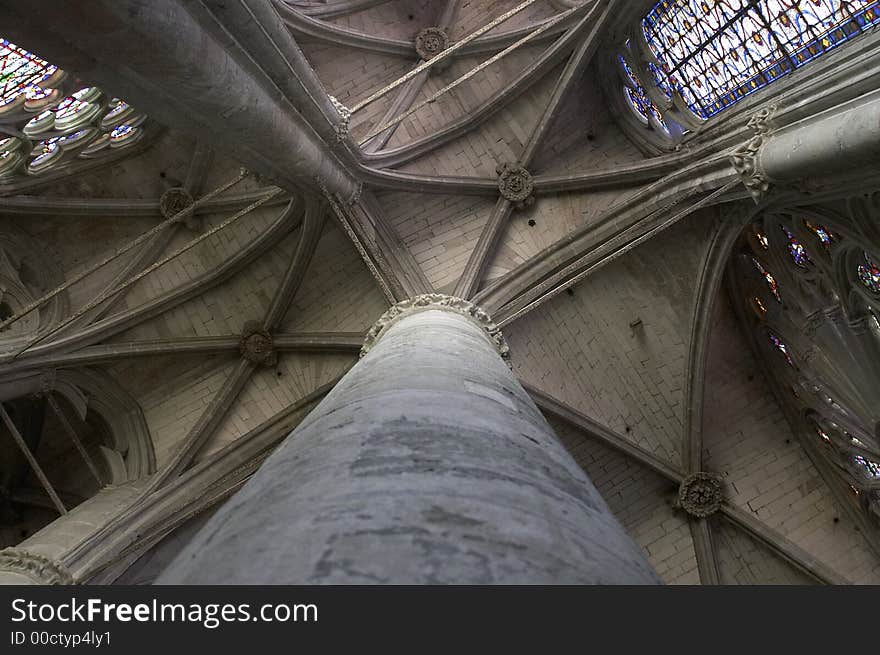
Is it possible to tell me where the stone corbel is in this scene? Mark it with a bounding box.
[731,104,777,203]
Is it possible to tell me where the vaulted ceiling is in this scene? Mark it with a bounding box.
[1,0,879,585]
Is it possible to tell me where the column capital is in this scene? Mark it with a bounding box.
[0,548,75,585]
[361,294,510,364]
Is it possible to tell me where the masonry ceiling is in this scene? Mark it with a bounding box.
[0,0,879,585]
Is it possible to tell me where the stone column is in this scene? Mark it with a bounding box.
[158,295,659,584]
[731,90,880,201]
[0,0,359,201]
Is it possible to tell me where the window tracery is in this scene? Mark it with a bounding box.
[613,1,880,144]
[730,201,880,527]
[0,37,152,188]
[0,369,154,549]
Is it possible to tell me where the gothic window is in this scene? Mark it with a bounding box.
[614,1,880,147]
[805,220,834,252]
[618,53,670,134]
[781,225,810,267]
[0,37,151,184]
[752,256,781,301]
[0,369,155,549]
[854,454,880,479]
[768,331,794,366]
[0,38,58,107]
[731,208,880,529]
[858,252,880,294]
[642,0,880,119]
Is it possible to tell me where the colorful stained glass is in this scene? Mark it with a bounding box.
[620,56,670,132]
[854,454,880,479]
[0,38,57,106]
[857,253,880,294]
[781,225,809,267]
[755,228,769,250]
[753,256,781,302]
[805,220,834,250]
[769,331,794,366]
[642,0,880,118]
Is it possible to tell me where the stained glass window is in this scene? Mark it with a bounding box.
[768,331,794,366]
[857,253,880,294]
[642,0,880,118]
[753,256,781,301]
[0,38,57,106]
[0,36,150,180]
[854,454,880,479]
[805,220,834,251]
[619,55,670,132]
[755,228,769,249]
[781,225,809,267]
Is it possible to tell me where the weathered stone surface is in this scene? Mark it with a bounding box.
[158,309,660,584]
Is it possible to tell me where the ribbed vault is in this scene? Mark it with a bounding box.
[0,0,878,584]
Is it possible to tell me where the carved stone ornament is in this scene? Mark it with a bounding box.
[159,187,197,229]
[677,472,723,518]
[730,104,776,203]
[239,320,276,366]
[329,95,351,142]
[415,27,450,71]
[496,163,535,210]
[0,548,75,585]
[361,293,511,365]
[747,104,777,135]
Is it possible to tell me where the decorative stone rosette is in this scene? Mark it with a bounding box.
[496,163,535,210]
[0,548,75,585]
[677,472,723,518]
[415,27,451,72]
[159,187,197,229]
[361,294,510,364]
[239,320,276,366]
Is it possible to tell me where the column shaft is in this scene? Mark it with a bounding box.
[0,0,358,200]
[761,90,880,184]
[158,306,658,584]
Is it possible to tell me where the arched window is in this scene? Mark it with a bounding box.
[0,37,151,185]
[0,369,155,549]
[729,204,880,529]
[644,0,880,118]
[614,1,880,144]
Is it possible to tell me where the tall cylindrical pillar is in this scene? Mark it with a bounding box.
[0,0,359,201]
[158,296,659,584]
